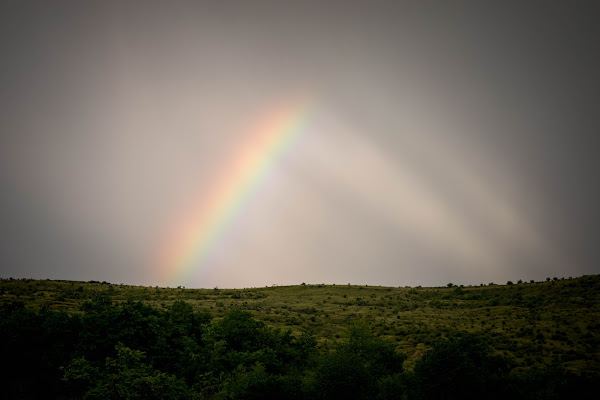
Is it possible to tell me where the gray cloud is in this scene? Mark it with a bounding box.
[1,1,599,288]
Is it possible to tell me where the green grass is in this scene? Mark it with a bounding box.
[2,275,599,374]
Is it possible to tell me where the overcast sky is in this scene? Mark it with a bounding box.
[1,1,599,288]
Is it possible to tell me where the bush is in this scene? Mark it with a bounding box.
[64,344,194,400]
[311,323,405,400]
[413,335,511,400]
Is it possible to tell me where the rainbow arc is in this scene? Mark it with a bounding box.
[157,96,314,286]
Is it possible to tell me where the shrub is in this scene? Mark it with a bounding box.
[413,335,511,400]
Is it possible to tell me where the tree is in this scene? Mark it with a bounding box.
[413,335,511,400]
[311,323,405,400]
[213,309,264,352]
[63,344,194,400]
[216,362,288,400]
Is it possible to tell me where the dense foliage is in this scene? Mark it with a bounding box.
[3,276,599,375]
[1,295,597,399]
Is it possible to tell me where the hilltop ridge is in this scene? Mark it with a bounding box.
[2,274,599,374]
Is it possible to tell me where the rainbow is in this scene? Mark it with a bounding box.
[157,96,314,286]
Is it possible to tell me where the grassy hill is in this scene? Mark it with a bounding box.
[1,275,599,374]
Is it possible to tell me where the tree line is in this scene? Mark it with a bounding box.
[0,297,596,399]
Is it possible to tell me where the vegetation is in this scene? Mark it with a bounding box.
[1,275,599,398]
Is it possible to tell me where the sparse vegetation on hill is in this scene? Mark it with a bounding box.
[1,275,599,399]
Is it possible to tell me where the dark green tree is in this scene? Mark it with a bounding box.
[63,343,194,400]
[311,323,405,400]
[413,335,511,400]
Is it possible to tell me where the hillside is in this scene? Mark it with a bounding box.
[2,275,599,374]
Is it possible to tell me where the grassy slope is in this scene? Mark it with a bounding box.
[1,275,599,374]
